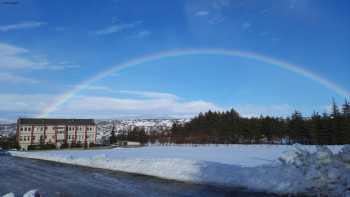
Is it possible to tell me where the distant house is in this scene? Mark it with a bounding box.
[113,141,142,147]
[16,118,96,151]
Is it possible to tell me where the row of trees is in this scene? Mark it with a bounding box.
[169,100,350,145]
[0,134,18,149]
[106,100,350,145]
[110,126,149,144]
[108,99,349,145]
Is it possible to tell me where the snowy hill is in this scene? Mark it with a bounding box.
[96,119,188,143]
[0,123,16,138]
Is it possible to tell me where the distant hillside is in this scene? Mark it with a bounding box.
[96,119,188,143]
[0,123,16,137]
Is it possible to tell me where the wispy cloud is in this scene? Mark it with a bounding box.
[0,73,39,84]
[234,104,293,117]
[119,90,180,100]
[79,86,179,100]
[209,16,225,25]
[242,22,251,30]
[260,9,269,15]
[0,42,79,70]
[127,30,151,39]
[0,93,220,119]
[0,21,46,32]
[211,0,231,10]
[190,0,231,25]
[64,95,220,117]
[195,10,209,16]
[54,27,65,31]
[94,21,142,35]
[69,85,114,92]
[0,94,52,112]
[0,91,303,119]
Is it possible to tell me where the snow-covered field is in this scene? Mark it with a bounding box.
[10,144,350,196]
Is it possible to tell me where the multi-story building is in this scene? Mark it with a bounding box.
[16,118,96,151]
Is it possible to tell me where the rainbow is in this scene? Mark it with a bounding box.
[38,48,350,117]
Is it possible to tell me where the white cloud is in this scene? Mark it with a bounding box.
[64,95,220,116]
[234,104,293,117]
[0,91,298,119]
[0,73,39,84]
[0,92,220,119]
[82,85,115,92]
[0,94,52,112]
[94,21,142,35]
[119,90,179,100]
[0,42,79,70]
[79,87,179,100]
[0,21,46,32]
[195,10,209,16]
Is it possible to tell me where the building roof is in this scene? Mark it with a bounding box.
[17,118,95,125]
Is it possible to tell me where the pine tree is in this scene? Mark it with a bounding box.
[331,98,341,118]
[110,123,117,144]
[342,99,350,118]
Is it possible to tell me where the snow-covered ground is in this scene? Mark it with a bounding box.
[10,144,350,196]
[2,190,39,197]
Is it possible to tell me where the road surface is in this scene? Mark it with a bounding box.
[0,151,281,197]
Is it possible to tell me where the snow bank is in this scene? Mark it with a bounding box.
[10,144,350,196]
[1,193,15,197]
[1,190,40,197]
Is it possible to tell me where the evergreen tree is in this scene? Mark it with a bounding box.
[158,100,350,145]
[110,123,117,144]
[331,98,341,118]
[342,99,350,118]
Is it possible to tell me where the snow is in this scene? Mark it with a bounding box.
[96,119,188,143]
[10,144,350,196]
[1,193,15,197]
[22,190,39,197]
[1,190,39,197]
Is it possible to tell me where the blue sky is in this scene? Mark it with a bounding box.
[0,0,349,121]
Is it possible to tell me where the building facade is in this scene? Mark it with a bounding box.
[16,118,96,151]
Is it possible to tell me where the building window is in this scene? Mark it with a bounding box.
[28,127,31,131]
[20,127,23,131]
[24,128,27,131]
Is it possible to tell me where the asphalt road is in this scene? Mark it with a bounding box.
[0,151,282,197]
